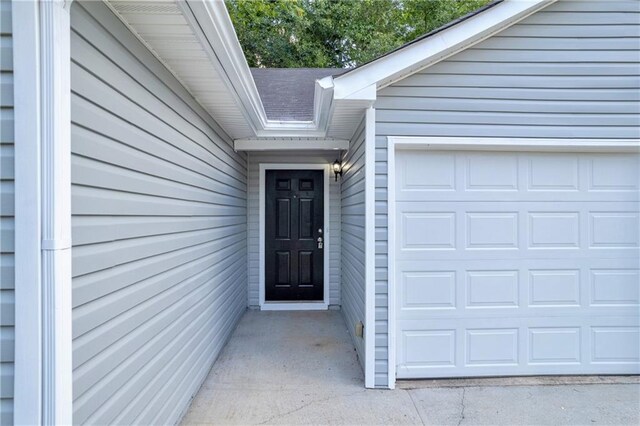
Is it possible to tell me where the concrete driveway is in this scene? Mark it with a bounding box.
[180,311,640,425]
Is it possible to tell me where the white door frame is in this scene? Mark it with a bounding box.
[258,163,331,310]
[387,135,640,390]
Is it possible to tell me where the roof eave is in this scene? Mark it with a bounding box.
[182,0,340,139]
[333,0,557,101]
[180,0,268,134]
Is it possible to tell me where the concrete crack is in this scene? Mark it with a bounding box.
[257,389,366,425]
[407,390,426,426]
[456,388,467,426]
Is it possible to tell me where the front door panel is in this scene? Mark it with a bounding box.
[265,170,324,301]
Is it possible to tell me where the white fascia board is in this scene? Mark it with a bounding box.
[333,0,556,100]
[234,138,349,151]
[254,126,329,138]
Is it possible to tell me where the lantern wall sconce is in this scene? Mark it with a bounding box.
[332,159,343,182]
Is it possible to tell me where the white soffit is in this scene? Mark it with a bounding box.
[105,0,257,139]
[105,0,360,141]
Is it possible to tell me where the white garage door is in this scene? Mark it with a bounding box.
[394,150,640,378]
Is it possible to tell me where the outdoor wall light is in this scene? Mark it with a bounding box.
[332,159,343,182]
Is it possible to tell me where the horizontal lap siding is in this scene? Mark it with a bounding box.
[377,1,640,139]
[0,0,12,423]
[247,152,341,307]
[70,2,247,424]
[374,0,640,387]
[341,119,366,369]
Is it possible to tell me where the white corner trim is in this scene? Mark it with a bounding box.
[234,138,349,151]
[40,2,73,424]
[388,137,640,152]
[13,0,73,424]
[333,0,556,99]
[364,107,376,388]
[386,137,397,391]
[12,1,43,424]
[258,164,331,311]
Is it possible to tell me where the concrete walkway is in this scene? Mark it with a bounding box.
[181,311,640,425]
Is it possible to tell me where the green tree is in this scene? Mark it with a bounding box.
[401,0,491,41]
[226,0,493,68]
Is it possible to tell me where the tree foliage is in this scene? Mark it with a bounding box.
[226,0,492,68]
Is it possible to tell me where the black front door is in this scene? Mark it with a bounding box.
[265,170,324,301]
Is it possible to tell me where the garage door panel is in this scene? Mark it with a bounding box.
[395,150,640,378]
[396,152,639,202]
[397,317,639,378]
[397,298,640,322]
[396,201,639,261]
[590,269,640,306]
[589,211,639,247]
[589,155,640,191]
[397,191,639,203]
[397,260,639,319]
[396,245,638,261]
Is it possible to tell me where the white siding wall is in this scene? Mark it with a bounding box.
[70,2,247,424]
[0,0,13,423]
[374,0,640,387]
[341,119,366,369]
[247,151,341,307]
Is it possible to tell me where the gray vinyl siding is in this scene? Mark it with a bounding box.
[0,0,13,423]
[247,151,341,307]
[340,119,366,369]
[70,2,247,424]
[374,0,640,387]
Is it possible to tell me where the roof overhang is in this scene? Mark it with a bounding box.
[106,0,345,140]
[332,0,557,101]
[106,0,557,144]
[180,0,340,137]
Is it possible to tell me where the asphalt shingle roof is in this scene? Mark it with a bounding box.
[251,68,345,121]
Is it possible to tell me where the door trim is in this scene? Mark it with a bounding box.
[259,163,331,311]
[388,136,640,153]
